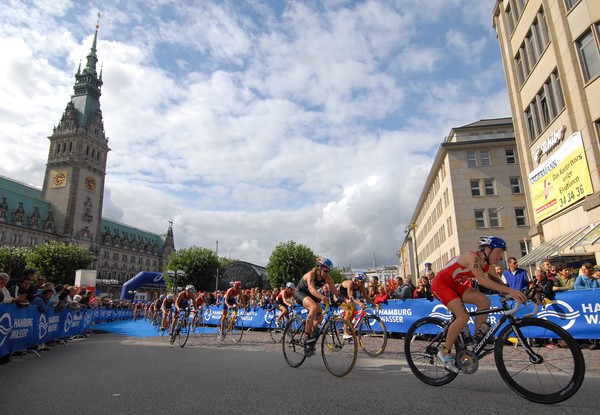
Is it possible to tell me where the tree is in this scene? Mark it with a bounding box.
[164,246,220,292]
[329,268,346,285]
[0,246,32,280]
[266,241,315,289]
[26,242,92,285]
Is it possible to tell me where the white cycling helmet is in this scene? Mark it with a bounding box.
[185,285,196,293]
[285,282,295,289]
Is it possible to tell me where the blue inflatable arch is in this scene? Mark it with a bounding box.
[120,271,166,300]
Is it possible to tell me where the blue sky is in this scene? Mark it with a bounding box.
[0,0,510,270]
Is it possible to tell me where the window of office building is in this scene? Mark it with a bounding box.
[564,0,581,12]
[489,209,501,228]
[515,207,528,226]
[510,177,523,194]
[525,69,566,141]
[475,209,486,228]
[577,27,600,82]
[519,240,529,257]
[467,151,477,167]
[480,151,491,166]
[514,7,550,86]
[484,178,496,195]
[471,179,482,196]
[505,149,516,164]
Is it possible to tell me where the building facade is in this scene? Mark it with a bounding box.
[493,0,600,266]
[0,27,175,287]
[399,118,528,281]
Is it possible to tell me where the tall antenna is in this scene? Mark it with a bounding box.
[372,252,377,269]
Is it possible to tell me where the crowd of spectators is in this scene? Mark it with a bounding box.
[1,268,135,364]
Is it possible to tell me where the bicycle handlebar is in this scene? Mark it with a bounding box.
[500,295,538,317]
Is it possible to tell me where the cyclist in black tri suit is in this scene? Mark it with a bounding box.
[294,257,341,353]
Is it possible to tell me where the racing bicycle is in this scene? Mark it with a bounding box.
[282,302,358,377]
[404,296,585,404]
[218,306,243,343]
[170,308,193,348]
[351,305,388,357]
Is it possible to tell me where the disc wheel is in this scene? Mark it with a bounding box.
[321,317,358,377]
[357,314,388,357]
[404,317,458,386]
[230,315,243,343]
[282,317,307,368]
[494,318,585,404]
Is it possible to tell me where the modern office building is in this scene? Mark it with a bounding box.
[493,0,600,266]
[0,27,175,286]
[399,118,528,280]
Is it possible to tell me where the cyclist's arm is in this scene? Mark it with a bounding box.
[467,252,527,303]
[324,274,340,301]
[174,293,184,311]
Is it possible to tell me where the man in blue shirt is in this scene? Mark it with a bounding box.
[502,257,530,291]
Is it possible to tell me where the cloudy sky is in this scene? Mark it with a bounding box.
[0,0,510,270]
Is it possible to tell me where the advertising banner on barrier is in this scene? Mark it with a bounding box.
[0,305,133,357]
[201,289,599,339]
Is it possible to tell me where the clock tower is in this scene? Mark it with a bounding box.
[41,23,110,244]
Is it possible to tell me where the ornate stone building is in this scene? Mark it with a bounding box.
[0,27,175,286]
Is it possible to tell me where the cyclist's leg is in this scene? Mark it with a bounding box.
[302,296,321,336]
[444,298,469,352]
[461,287,490,334]
[276,304,286,325]
[170,311,179,336]
[339,301,354,335]
[220,309,228,331]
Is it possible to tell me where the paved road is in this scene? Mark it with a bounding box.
[2,329,599,415]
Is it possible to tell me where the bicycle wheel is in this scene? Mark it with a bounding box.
[282,317,307,368]
[230,316,243,343]
[357,314,388,357]
[179,317,190,348]
[494,317,585,404]
[194,313,205,335]
[269,314,288,343]
[321,317,357,377]
[170,319,181,345]
[404,317,459,386]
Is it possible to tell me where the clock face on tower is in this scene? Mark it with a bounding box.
[51,171,67,188]
[84,176,97,192]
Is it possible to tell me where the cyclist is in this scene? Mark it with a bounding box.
[274,282,296,328]
[133,301,143,320]
[219,280,243,333]
[160,294,175,330]
[338,272,375,339]
[294,257,341,353]
[170,285,198,337]
[431,236,527,373]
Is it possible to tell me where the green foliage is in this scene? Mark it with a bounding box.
[329,268,346,285]
[219,256,236,268]
[0,246,32,279]
[266,241,316,289]
[26,242,92,285]
[164,246,220,292]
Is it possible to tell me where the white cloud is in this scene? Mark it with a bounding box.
[0,0,511,270]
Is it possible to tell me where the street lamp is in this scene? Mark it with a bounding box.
[128,290,137,302]
[167,270,185,294]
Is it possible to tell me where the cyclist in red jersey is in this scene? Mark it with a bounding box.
[431,236,527,373]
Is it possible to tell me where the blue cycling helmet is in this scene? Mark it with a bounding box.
[316,257,333,269]
[354,272,366,281]
[479,236,507,251]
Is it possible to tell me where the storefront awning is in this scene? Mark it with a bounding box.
[518,225,595,266]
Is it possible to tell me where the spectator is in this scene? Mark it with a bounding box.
[502,257,530,291]
[425,270,435,281]
[31,288,54,351]
[552,264,575,292]
[393,277,404,299]
[7,275,35,302]
[374,285,389,305]
[0,272,28,305]
[21,268,38,299]
[399,277,416,300]
[574,263,600,289]
[548,264,558,281]
[34,275,47,292]
[413,276,432,300]
[532,268,554,301]
[368,276,379,298]
[541,260,555,281]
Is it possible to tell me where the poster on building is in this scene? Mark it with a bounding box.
[529,131,594,222]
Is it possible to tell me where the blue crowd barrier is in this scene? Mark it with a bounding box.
[0,305,133,357]
[201,289,599,339]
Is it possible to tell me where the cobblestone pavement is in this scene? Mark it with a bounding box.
[122,329,600,375]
